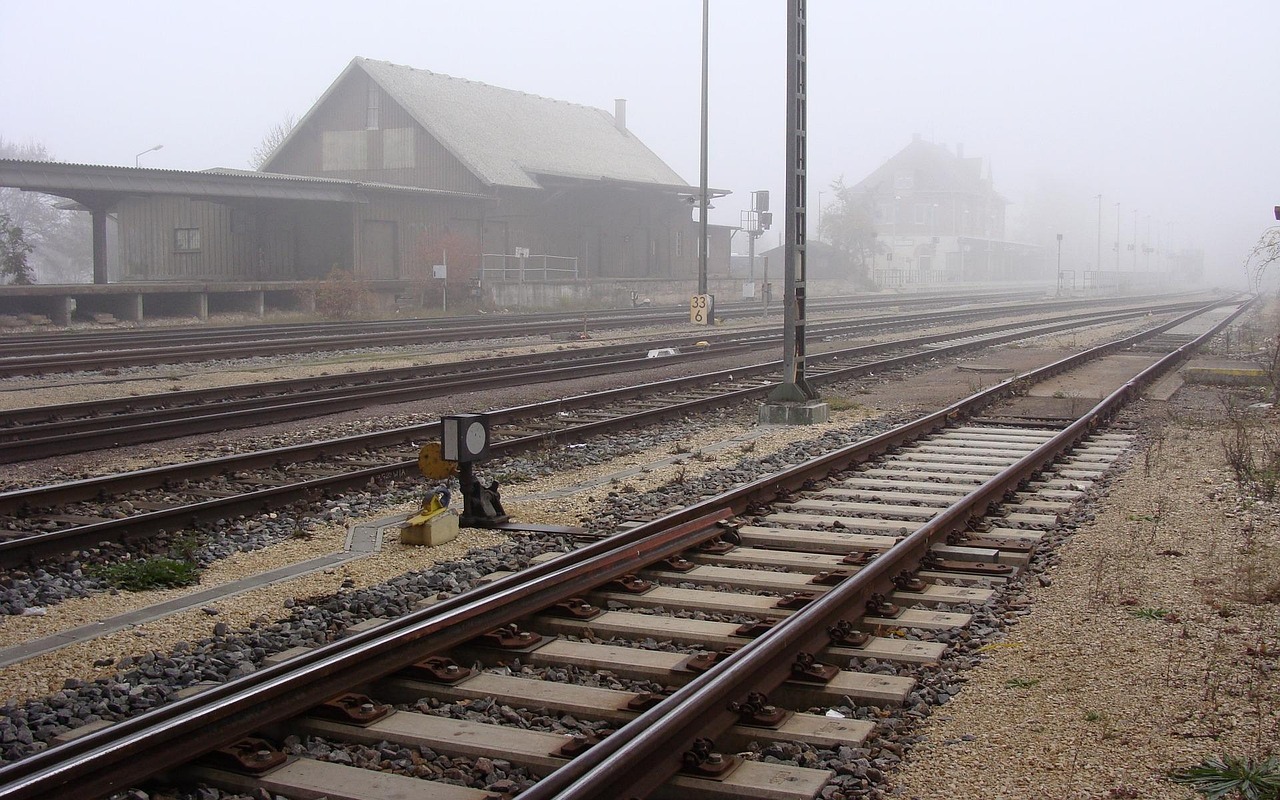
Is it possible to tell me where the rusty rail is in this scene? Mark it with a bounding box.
[522,296,1256,800]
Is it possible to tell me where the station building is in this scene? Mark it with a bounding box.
[0,58,733,323]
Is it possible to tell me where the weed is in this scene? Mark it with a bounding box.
[1084,710,1104,722]
[1131,607,1174,620]
[169,533,202,562]
[740,440,757,454]
[1220,402,1280,499]
[1004,677,1040,689]
[90,558,201,591]
[1169,754,1280,799]
[672,465,687,484]
[824,395,863,412]
[669,441,692,455]
[693,450,717,463]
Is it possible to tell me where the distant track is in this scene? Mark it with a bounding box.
[0,296,1210,464]
[0,290,1092,376]
[0,296,1240,566]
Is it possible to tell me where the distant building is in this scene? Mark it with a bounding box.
[848,136,1041,287]
[759,240,871,287]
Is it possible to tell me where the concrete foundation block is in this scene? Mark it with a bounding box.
[758,401,831,426]
[400,511,460,546]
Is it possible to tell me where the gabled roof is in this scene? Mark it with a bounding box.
[268,57,689,192]
[854,139,1003,201]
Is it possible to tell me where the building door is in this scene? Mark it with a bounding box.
[360,220,399,279]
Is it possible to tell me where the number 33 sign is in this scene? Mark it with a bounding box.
[689,294,714,325]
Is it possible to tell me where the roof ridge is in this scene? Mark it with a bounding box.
[355,56,603,112]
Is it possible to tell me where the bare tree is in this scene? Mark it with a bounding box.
[249,114,297,170]
[1244,225,1280,292]
[819,176,881,281]
[0,138,92,282]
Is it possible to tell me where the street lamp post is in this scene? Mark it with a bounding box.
[1114,202,1121,275]
[1094,194,1102,288]
[1056,233,1064,295]
[1132,208,1138,271]
[134,144,163,167]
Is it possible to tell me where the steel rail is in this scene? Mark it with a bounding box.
[0,289,1047,355]
[523,297,1258,800]
[0,298,1205,462]
[0,295,1108,428]
[0,291,1053,376]
[0,299,1233,565]
[0,297,1250,800]
[0,295,1211,496]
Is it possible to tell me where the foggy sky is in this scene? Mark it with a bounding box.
[2,1,1276,284]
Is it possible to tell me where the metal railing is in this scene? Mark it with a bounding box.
[480,253,579,283]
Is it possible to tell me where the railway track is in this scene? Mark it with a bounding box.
[0,291,1055,377]
[0,298,1235,566]
[0,295,1249,800]
[0,296,1212,463]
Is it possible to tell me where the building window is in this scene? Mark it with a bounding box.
[893,172,913,190]
[175,228,201,252]
[366,83,380,130]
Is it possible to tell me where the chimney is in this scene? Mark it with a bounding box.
[614,99,627,133]
[956,142,965,159]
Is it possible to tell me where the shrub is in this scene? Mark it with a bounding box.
[90,557,201,591]
[314,268,369,319]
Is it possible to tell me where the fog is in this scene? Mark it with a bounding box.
[2,0,1275,285]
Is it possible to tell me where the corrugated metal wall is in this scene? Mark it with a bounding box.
[117,196,357,282]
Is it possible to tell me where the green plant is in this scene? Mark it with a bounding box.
[1004,677,1040,689]
[90,558,201,591]
[1131,607,1173,620]
[170,534,201,562]
[1169,754,1280,799]
[0,213,35,285]
[1084,710,1103,722]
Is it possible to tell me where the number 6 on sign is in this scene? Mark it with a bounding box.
[689,293,714,325]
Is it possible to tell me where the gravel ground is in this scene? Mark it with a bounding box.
[0,306,1248,799]
[886,388,1280,800]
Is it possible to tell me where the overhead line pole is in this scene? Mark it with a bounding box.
[698,0,710,296]
[768,0,818,403]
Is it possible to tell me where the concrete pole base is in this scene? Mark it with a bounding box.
[758,400,830,426]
